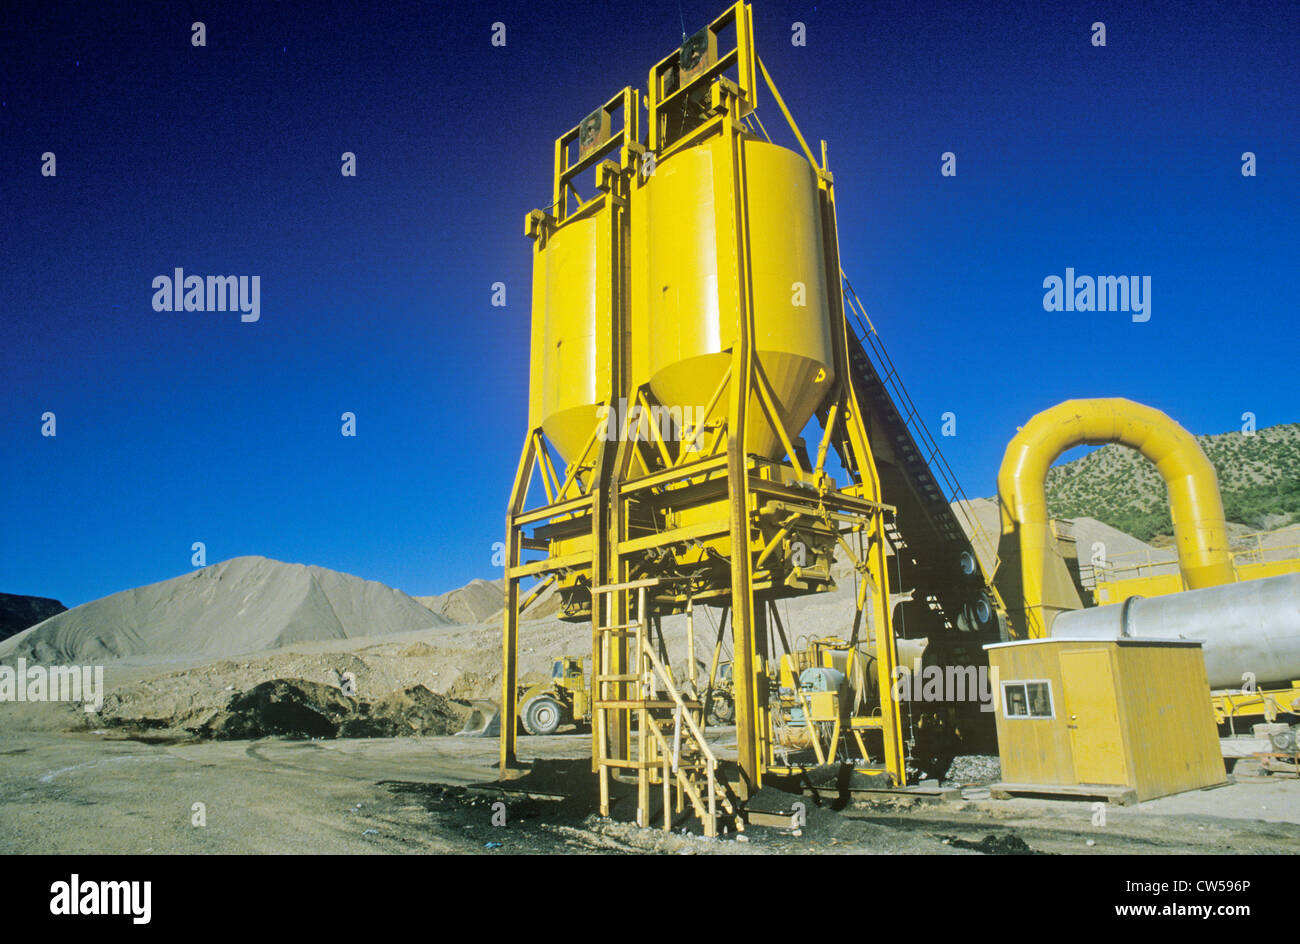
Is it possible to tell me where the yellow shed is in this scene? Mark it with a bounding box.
[984,638,1227,804]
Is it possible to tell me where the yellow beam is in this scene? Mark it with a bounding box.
[757,57,818,171]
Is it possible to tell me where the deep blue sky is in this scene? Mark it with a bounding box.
[2,0,1296,607]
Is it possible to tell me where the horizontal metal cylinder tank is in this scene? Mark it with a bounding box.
[1051,573,1300,689]
[638,136,834,458]
[532,213,610,465]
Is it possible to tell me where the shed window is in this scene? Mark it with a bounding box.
[1002,680,1054,719]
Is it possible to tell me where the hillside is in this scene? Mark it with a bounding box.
[1045,422,1300,541]
[0,593,67,642]
[0,556,451,665]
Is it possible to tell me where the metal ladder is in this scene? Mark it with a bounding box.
[591,579,740,837]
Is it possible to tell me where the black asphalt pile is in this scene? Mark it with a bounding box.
[939,832,1047,855]
[342,684,471,737]
[195,679,470,740]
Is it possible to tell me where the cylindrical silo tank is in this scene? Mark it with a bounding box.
[532,212,612,465]
[637,135,834,458]
[1051,573,1300,688]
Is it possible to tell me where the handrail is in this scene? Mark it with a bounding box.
[640,617,735,831]
[840,275,1000,571]
[1091,539,1300,585]
[590,580,734,835]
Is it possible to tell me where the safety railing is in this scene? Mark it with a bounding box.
[841,275,1000,571]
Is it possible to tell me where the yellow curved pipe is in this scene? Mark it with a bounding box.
[997,398,1234,638]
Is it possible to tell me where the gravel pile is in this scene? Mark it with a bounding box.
[943,754,1001,785]
[0,556,452,664]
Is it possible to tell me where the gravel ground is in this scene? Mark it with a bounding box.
[1,715,1297,855]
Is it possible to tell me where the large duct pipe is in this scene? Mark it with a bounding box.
[997,398,1234,638]
[1052,573,1300,689]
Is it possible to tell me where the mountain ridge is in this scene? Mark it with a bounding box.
[1045,422,1300,540]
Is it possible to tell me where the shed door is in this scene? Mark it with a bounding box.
[1061,650,1129,785]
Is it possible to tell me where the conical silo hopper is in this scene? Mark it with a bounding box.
[635,134,835,457]
[533,212,610,466]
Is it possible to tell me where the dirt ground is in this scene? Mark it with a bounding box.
[2,721,1297,855]
[3,612,1297,855]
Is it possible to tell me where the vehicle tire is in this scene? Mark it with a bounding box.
[522,695,563,736]
[709,693,735,725]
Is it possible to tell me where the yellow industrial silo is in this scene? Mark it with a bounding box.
[633,136,836,461]
[498,2,999,835]
[533,211,609,466]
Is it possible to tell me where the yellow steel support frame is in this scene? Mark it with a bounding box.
[719,103,765,793]
[504,0,909,806]
[812,143,906,786]
[500,91,639,777]
[746,48,907,783]
[499,431,535,773]
[647,2,757,152]
[614,54,905,788]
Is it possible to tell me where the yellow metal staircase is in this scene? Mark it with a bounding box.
[591,579,741,837]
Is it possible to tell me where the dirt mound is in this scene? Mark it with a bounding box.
[414,577,561,625]
[399,641,441,658]
[0,556,452,665]
[344,685,470,737]
[416,578,507,624]
[446,670,494,701]
[200,679,353,739]
[194,679,469,740]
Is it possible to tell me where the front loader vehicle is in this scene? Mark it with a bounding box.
[518,656,591,735]
[706,661,736,724]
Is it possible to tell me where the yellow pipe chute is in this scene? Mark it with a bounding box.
[997,398,1235,638]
